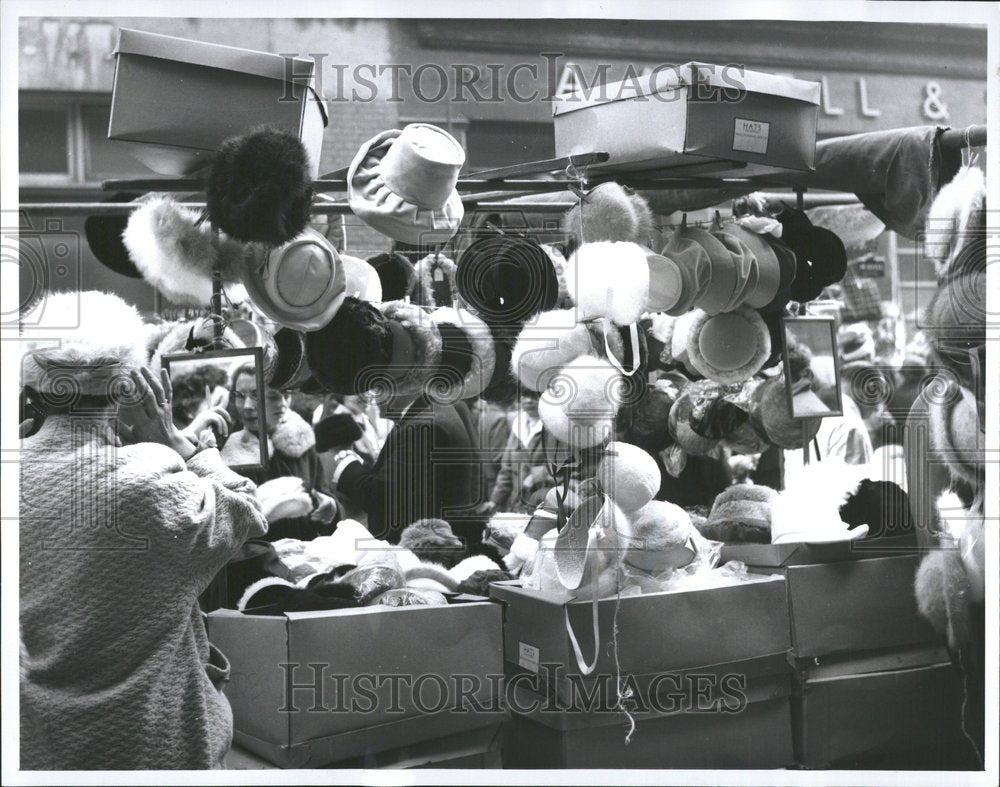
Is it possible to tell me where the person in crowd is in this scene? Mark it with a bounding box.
[19,291,267,769]
[221,362,339,542]
[470,395,514,512]
[170,365,230,430]
[481,391,549,514]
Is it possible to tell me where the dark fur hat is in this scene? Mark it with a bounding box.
[367,252,417,302]
[305,297,394,395]
[314,413,364,453]
[206,126,313,245]
[399,519,466,568]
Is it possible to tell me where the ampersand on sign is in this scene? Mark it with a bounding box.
[923,81,949,121]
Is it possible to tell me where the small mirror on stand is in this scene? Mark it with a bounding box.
[781,316,844,420]
[163,346,268,472]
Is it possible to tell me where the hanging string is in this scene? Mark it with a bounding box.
[611,552,637,744]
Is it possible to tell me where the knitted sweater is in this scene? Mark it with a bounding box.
[19,416,267,769]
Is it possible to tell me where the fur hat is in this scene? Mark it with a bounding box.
[538,355,622,449]
[701,484,777,544]
[596,441,662,514]
[455,569,512,596]
[205,126,313,246]
[923,269,986,387]
[511,308,592,392]
[624,377,678,451]
[367,252,417,301]
[924,165,986,279]
[561,182,655,250]
[770,461,870,544]
[146,318,246,376]
[412,254,460,310]
[20,291,148,400]
[122,195,248,307]
[566,241,650,326]
[749,376,822,450]
[621,499,697,573]
[668,310,702,376]
[928,382,984,489]
[314,413,363,453]
[427,307,497,401]
[683,307,771,385]
[777,207,848,303]
[399,519,466,568]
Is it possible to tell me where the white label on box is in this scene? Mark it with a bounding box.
[518,642,540,673]
[733,118,770,154]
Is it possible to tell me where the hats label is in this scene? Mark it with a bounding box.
[518,641,540,673]
[733,118,770,155]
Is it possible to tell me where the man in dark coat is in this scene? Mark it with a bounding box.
[331,391,479,546]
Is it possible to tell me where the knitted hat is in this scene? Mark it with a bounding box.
[683,307,771,385]
[427,307,497,401]
[510,308,592,392]
[596,441,662,514]
[701,484,778,544]
[566,241,650,326]
[561,182,655,250]
[399,518,466,568]
[367,252,416,301]
[314,413,363,453]
[122,195,248,307]
[538,355,621,449]
[20,291,148,400]
[621,499,697,573]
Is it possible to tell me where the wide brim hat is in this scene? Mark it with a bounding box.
[457,232,559,327]
[84,192,144,278]
[428,306,497,402]
[241,227,347,332]
[684,306,771,385]
[726,224,782,309]
[681,227,737,315]
[660,232,712,316]
[348,124,466,246]
[758,236,798,313]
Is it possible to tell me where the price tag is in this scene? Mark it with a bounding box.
[518,641,540,673]
[733,118,770,155]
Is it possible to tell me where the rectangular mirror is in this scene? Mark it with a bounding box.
[781,316,844,420]
[163,346,268,471]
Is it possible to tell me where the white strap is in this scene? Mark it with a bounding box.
[603,321,641,377]
[564,547,602,676]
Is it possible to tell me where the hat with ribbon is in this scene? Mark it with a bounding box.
[240,227,347,332]
[348,123,466,245]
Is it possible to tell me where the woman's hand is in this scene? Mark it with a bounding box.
[181,404,232,446]
[121,367,197,460]
[309,490,339,525]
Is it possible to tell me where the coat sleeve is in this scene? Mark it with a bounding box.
[123,445,267,577]
[489,430,519,509]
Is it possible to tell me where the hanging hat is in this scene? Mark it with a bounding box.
[206,127,314,246]
[147,317,246,376]
[659,231,712,316]
[668,390,718,456]
[412,254,460,310]
[427,307,497,401]
[748,375,822,450]
[758,310,786,370]
[711,229,758,312]
[683,306,771,385]
[367,252,416,301]
[596,441,662,514]
[121,195,248,307]
[566,242,650,326]
[643,247,685,313]
[540,243,574,309]
[227,318,279,382]
[240,227,347,332]
[538,355,621,449]
[777,207,847,303]
[757,236,798,313]
[84,192,144,278]
[726,223,781,309]
[621,499,697,573]
[510,308,592,392]
[456,231,559,327]
[305,296,438,397]
[21,291,148,399]
[702,484,778,544]
[341,254,382,302]
[561,182,655,250]
[268,327,314,390]
[928,381,984,488]
[924,165,986,279]
[348,123,466,245]
[770,461,870,544]
[624,377,679,451]
[680,227,737,315]
[669,310,702,377]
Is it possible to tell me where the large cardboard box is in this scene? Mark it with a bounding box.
[110,28,328,177]
[553,62,820,178]
[489,577,790,706]
[721,545,942,658]
[791,644,963,768]
[503,676,794,769]
[206,600,505,768]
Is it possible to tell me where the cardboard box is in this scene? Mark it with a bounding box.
[110,28,328,177]
[489,576,790,705]
[721,547,942,658]
[553,61,820,177]
[503,678,794,769]
[792,644,962,768]
[206,600,505,768]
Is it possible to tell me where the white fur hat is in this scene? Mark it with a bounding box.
[20,290,148,398]
[770,461,870,544]
[122,195,248,307]
[538,355,621,449]
[561,182,655,247]
[596,441,662,514]
[621,499,697,573]
[511,308,592,392]
[924,165,986,278]
[566,241,650,326]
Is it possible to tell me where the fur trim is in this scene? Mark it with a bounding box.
[684,307,771,385]
[237,576,296,612]
[428,307,497,400]
[378,300,443,397]
[538,355,621,448]
[567,242,650,326]
[451,554,504,583]
[122,195,248,307]
[929,384,983,488]
[915,549,970,650]
[413,254,461,310]
[561,183,655,248]
[403,564,461,592]
[222,410,315,466]
[924,166,986,278]
[511,308,592,392]
[20,291,148,397]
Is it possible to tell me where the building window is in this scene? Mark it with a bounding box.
[19,92,156,187]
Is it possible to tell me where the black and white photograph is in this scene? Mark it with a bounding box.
[3,1,996,784]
